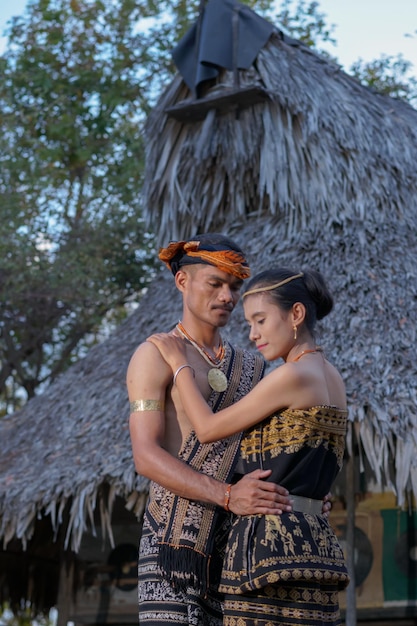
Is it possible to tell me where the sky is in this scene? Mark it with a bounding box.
[318,0,417,76]
[0,0,416,77]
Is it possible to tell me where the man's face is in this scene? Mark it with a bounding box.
[177,264,244,328]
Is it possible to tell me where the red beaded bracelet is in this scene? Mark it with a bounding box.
[224,483,232,512]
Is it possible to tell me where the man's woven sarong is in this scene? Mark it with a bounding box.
[138,512,224,625]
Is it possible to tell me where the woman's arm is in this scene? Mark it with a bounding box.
[128,340,293,514]
[146,333,301,442]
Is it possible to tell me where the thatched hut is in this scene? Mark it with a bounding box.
[1,16,417,625]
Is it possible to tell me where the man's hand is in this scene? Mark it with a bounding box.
[322,492,332,518]
[228,469,292,515]
[228,471,333,517]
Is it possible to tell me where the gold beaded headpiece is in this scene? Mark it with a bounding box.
[242,273,304,298]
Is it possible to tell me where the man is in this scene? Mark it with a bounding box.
[127,233,327,625]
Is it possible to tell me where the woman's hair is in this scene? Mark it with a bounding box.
[243,267,333,335]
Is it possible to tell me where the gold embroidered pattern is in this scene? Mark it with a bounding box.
[223,585,342,625]
[240,406,347,467]
[218,405,349,605]
[130,399,164,412]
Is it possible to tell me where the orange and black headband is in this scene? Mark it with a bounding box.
[158,240,251,280]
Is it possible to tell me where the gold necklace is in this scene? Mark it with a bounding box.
[292,347,323,362]
[176,322,228,392]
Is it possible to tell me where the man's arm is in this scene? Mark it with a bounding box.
[127,341,292,514]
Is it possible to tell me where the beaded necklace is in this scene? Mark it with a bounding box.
[176,321,228,391]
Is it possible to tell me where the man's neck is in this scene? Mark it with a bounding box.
[178,318,221,352]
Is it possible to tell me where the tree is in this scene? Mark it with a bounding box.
[0,0,160,412]
[274,0,336,49]
[350,53,417,107]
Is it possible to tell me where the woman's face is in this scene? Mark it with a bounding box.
[243,293,293,361]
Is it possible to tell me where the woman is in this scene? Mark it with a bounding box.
[147,267,349,625]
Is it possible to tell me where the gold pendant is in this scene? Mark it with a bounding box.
[207,368,228,392]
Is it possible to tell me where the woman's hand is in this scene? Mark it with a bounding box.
[146,332,188,372]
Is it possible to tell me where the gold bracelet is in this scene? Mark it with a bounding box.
[130,399,164,412]
[173,364,195,386]
[224,483,232,512]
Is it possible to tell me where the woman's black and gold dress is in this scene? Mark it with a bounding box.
[221,406,349,626]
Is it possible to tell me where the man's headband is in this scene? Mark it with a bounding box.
[158,240,251,280]
[242,273,304,298]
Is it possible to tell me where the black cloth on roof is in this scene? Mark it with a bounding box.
[172,0,274,95]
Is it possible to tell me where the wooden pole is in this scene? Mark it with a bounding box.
[56,553,73,626]
[344,421,357,626]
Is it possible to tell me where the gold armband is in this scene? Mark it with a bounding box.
[130,399,165,412]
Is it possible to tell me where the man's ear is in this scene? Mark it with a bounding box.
[292,302,306,326]
[175,268,188,293]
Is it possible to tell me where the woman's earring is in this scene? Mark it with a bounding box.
[293,325,297,340]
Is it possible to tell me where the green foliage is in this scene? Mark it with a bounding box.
[274,3,416,106]
[0,0,157,411]
[350,53,417,107]
[2,0,150,209]
[275,0,336,49]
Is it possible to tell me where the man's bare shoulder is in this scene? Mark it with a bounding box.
[129,339,162,363]
[127,339,172,385]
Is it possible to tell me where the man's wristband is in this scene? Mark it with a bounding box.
[224,483,232,512]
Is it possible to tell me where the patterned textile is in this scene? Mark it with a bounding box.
[219,406,349,595]
[138,340,265,624]
[156,341,265,593]
[239,406,347,492]
[223,581,343,625]
[158,238,251,278]
[138,512,224,625]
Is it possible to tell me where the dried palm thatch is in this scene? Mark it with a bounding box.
[144,31,417,246]
[224,215,417,505]
[0,300,172,553]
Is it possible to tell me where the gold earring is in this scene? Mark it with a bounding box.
[293,325,297,340]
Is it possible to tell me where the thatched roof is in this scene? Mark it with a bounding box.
[144,31,417,245]
[1,24,417,559]
[0,300,168,552]
[143,29,417,503]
